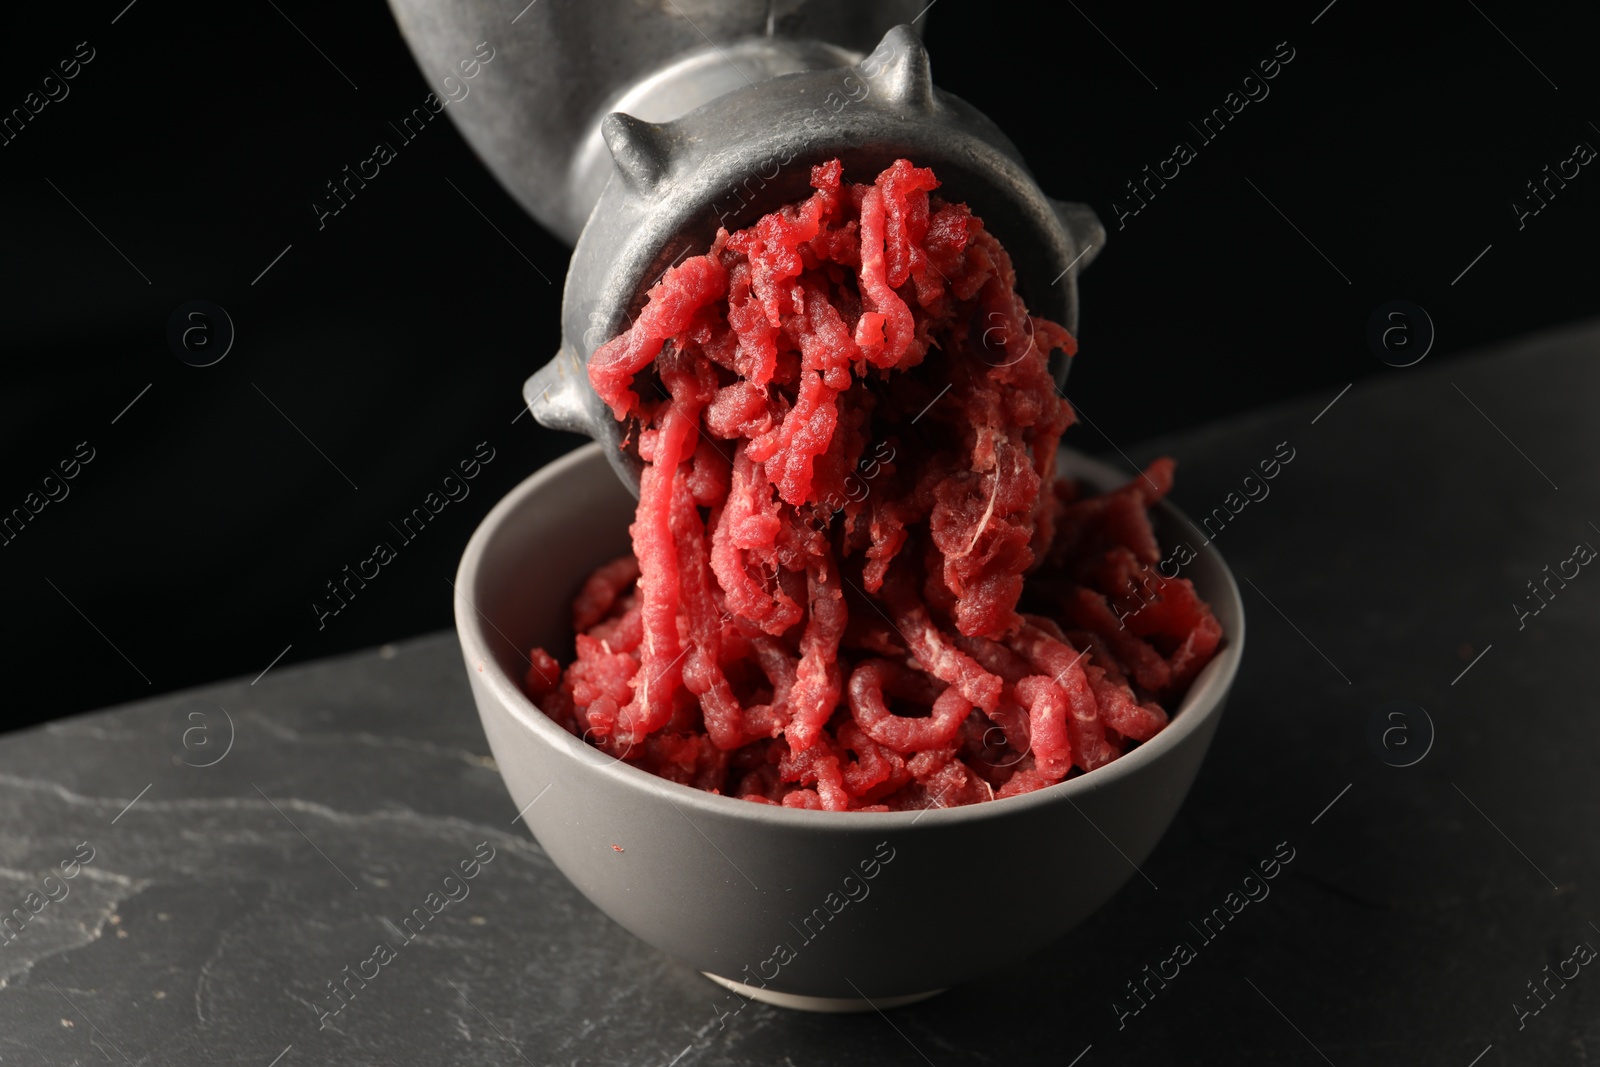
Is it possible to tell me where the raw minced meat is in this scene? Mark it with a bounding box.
[523,159,1223,810]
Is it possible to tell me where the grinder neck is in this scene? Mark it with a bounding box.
[385,0,931,243]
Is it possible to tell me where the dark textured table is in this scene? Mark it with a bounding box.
[4,321,1599,1066]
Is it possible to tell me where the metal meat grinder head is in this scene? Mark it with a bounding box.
[385,0,1104,491]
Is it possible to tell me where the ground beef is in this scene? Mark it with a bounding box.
[524,159,1223,810]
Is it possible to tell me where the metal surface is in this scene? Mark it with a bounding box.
[538,25,1103,489]
[385,0,1105,493]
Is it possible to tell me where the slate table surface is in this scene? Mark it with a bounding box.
[3,320,1598,1066]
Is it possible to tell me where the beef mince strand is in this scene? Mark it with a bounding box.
[524,159,1223,810]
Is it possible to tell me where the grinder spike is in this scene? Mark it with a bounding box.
[601,113,673,195]
[871,24,937,111]
[1050,198,1107,273]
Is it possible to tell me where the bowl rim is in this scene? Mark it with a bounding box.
[455,440,1245,829]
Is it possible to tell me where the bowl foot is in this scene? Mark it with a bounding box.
[701,972,947,1013]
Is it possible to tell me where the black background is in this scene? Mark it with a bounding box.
[2,0,1595,732]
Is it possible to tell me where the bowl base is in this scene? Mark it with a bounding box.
[702,972,947,1013]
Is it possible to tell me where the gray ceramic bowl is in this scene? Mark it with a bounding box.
[454,442,1244,1010]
